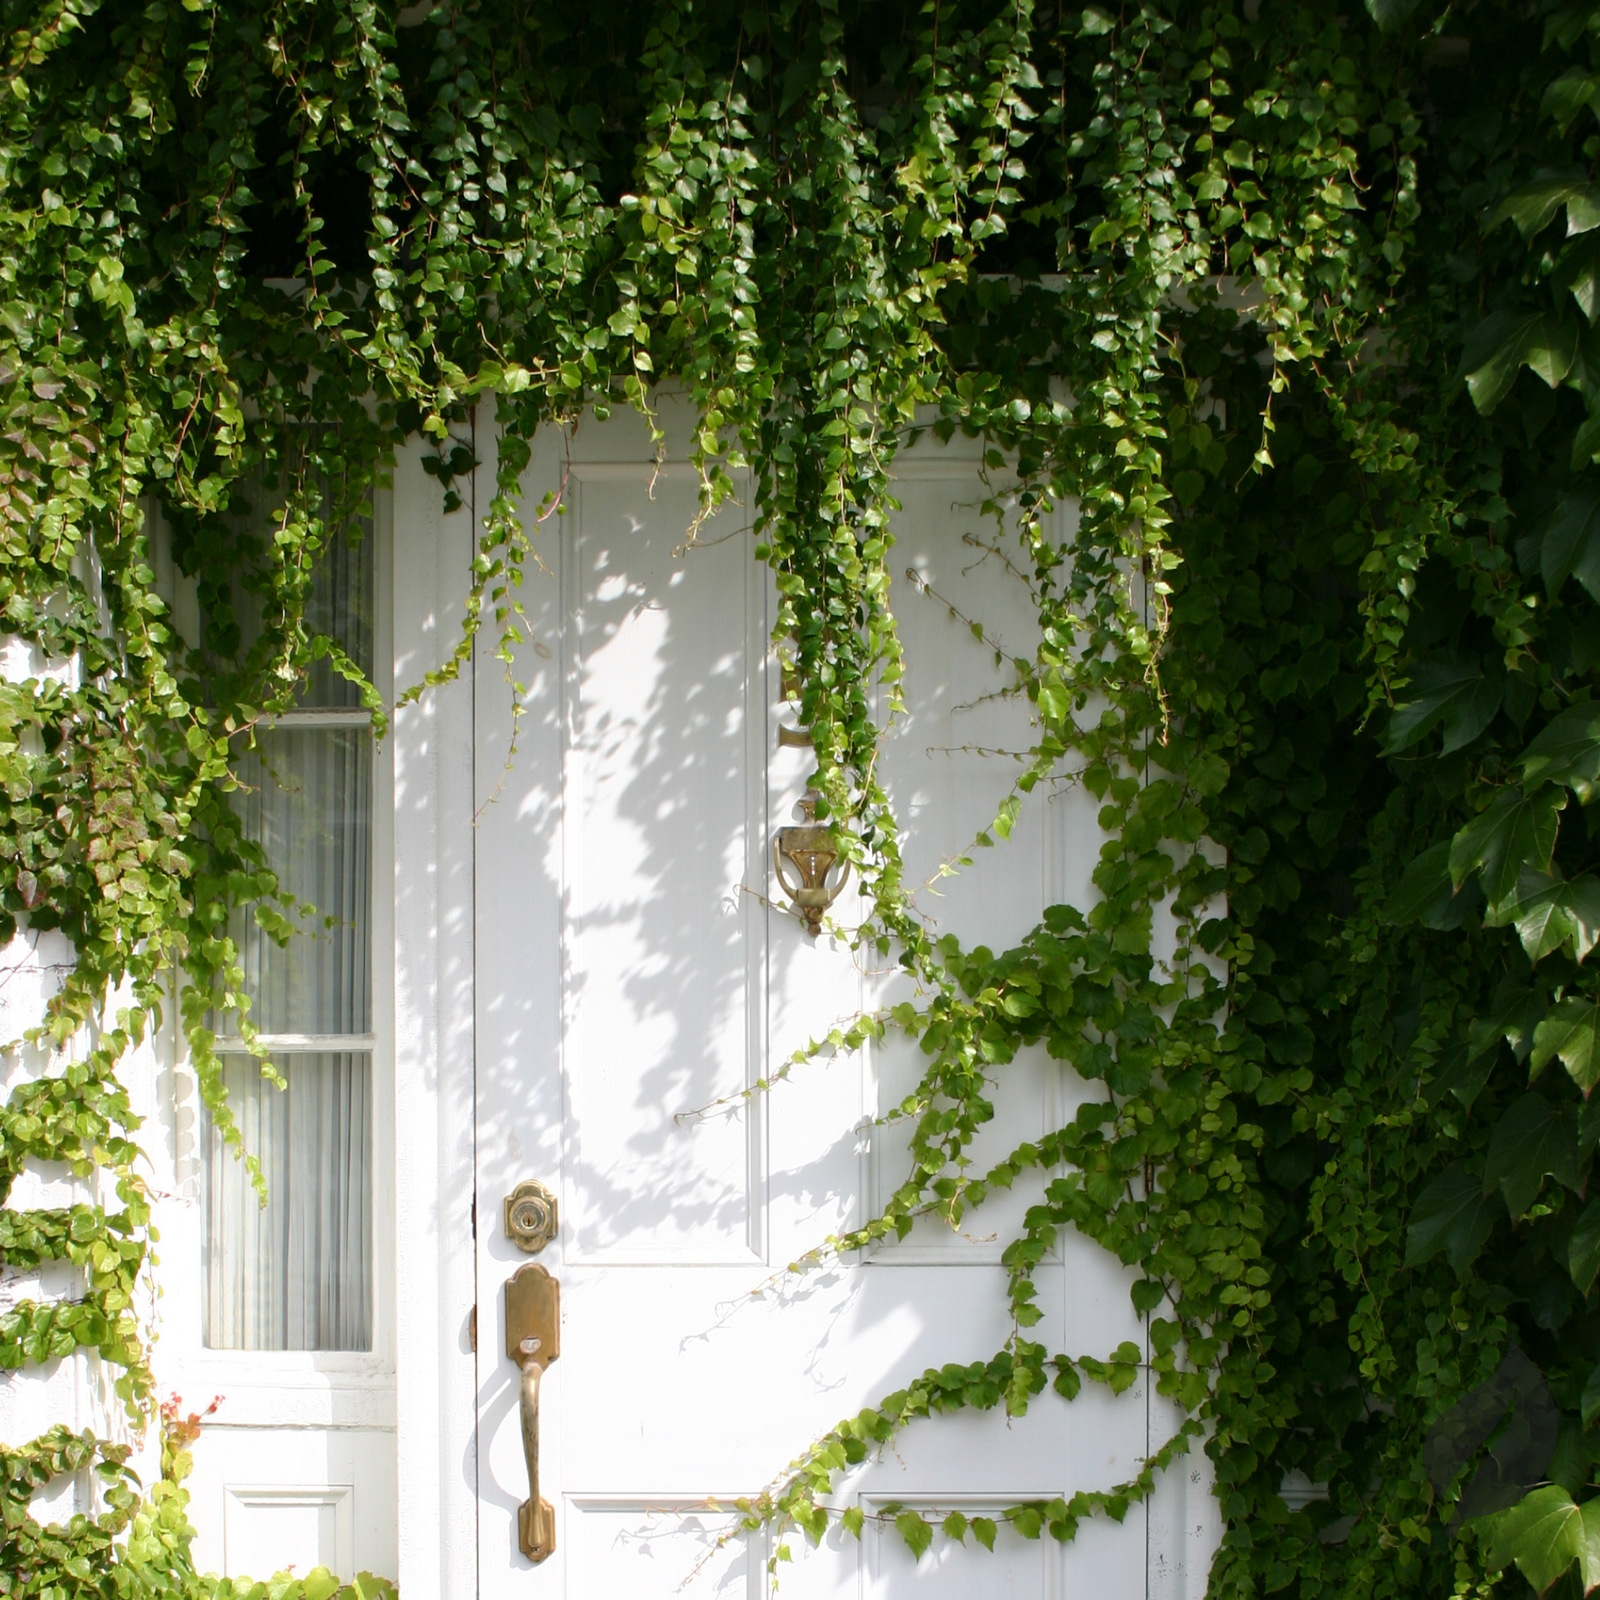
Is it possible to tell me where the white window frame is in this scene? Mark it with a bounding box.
[154,490,396,1430]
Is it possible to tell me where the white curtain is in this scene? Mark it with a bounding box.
[204,1052,372,1350]
[223,727,372,1038]
[203,521,376,1352]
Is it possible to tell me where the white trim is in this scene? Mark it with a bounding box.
[857,1492,1064,1597]
[224,1483,354,1580]
[263,709,375,729]
[153,492,398,1435]
[392,429,480,1598]
[212,1034,378,1054]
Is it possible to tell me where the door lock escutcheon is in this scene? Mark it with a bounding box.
[506,1262,560,1562]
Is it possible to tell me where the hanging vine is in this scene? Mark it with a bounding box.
[4,0,1600,1595]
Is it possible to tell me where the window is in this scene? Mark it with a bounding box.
[203,526,376,1352]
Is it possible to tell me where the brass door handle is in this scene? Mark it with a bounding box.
[506,1262,560,1562]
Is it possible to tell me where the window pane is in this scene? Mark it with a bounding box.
[299,523,374,709]
[227,727,372,1036]
[203,1053,372,1351]
[201,486,375,711]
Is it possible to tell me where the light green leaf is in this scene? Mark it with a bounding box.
[1542,488,1600,599]
[1484,1093,1580,1217]
[1523,702,1600,801]
[1461,311,1581,414]
[1533,995,1600,1093]
[1450,787,1566,903]
[1382,661,1504,754]
[1484,1486,1587,1594]
[896,1511,933,1559]
[1405,1166,1500,1272]
[972,1516,998,1551]
[1485,870,1600,963]
[1364,0,1423,28]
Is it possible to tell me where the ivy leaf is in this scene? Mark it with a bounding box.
[1130,1277,1165,1314]
[1450,787,1565,904]
[1523,702,1600,800]
[1363,0,1423,28]
[1541,488,1600,598]
[1484,869,1600,963]
[1556,235,1600,325]
[1584,1363,1600,1429]
[1471,982,1547,1065]
[1382,660,1504,755]
[1384,841,1480,929]
[1405,1166,1501,1271]
[1460,311,1581,414]
[895,1511,933,1559]
[1532,996,1600,1093]
[1568,1198,1600,1295]
[1542,69,1600,133]
[1484,1093,1580,1218]
[971,1516,997,1551]
[1484,1487,1598,1594]
[1426,1040,1497,1111]
[1489,173,1600,239]
[942,1511,968,1543]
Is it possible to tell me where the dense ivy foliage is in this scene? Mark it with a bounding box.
[9,0,1600,1593]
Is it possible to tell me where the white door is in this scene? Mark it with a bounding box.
[466,397,1217,1599]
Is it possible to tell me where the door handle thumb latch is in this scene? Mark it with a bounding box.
[506,1262,560,1562]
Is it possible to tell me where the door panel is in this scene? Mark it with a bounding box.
[472,399,1187,1597]
[559,465,766,1264]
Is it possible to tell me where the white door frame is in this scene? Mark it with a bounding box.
[392,425,483,1597]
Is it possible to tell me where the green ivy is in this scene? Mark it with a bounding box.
[9,0,1600,1595]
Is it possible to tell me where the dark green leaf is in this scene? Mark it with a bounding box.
[1382,661,1504,755]
[1484,1093,1580,1218]
[1556,235,1600,324]
[1583,1362,1600,1428]
[1489,174,1600,239]
[1568,1198,1600,1294]
[1523,702,1600,801]
[1471,982,1547,1065]
[1426,1040,1496,1111]
[1450,787,1566,903]
[1460,311,1581,414]
[1405,1166,1501,1271]
[1542,488,1600,598]
[1542,69,1600,133]
[1384,841,1479,928]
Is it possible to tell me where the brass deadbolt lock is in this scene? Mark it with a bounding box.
[504,1179,558,1254]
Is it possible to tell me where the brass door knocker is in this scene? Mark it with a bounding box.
[773,792,851,937]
